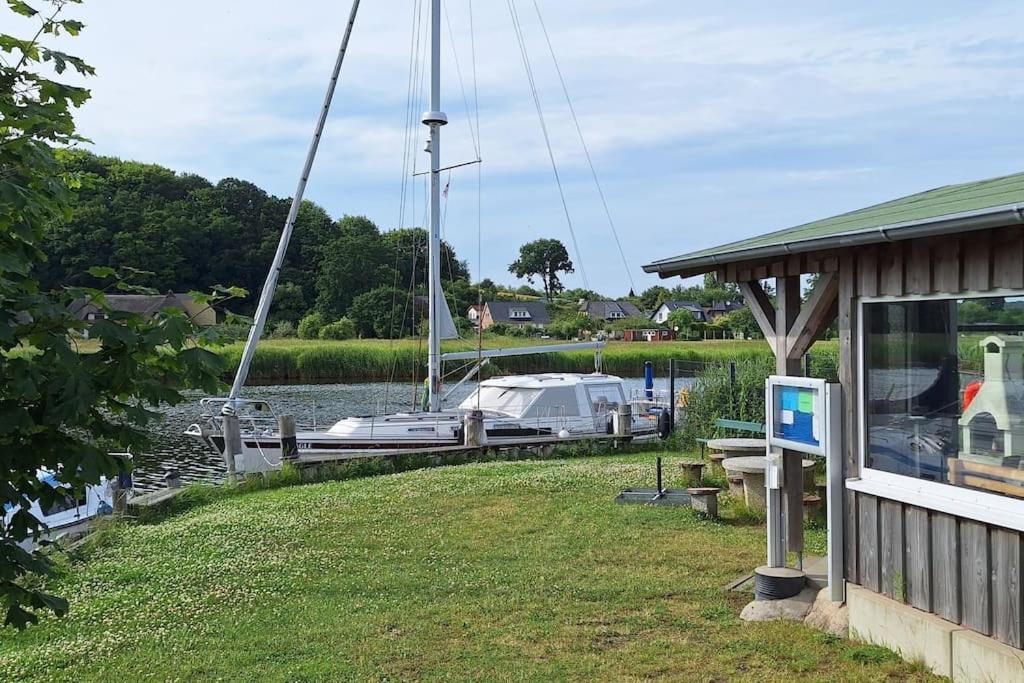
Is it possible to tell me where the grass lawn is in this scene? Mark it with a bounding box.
[1,452,932,681]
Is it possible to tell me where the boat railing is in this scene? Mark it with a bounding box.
[196,397,317,435]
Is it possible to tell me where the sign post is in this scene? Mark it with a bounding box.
[765,376,844,602]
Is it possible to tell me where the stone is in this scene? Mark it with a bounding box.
[686,487,720,518]
[678,460,705,486]
[803,587,849,638]
[740,586,818,623]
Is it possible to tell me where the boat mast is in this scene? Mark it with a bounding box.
[423,0,447,412]
[226,0,362,408]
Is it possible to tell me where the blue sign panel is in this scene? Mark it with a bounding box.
[773,385,820,448]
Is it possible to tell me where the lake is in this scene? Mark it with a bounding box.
[135,376,689,491]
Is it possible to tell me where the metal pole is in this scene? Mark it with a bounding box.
[227,0,362,404]
[668,359,676,432]
[423,0,448,412]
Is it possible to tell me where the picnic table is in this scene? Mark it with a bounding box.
[705,437,766,478]
[722,455,816,510]
[705,437,766,456]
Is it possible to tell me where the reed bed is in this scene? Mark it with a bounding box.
[215,337,830,384]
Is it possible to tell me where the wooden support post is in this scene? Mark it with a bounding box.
[738,280,776,354]
[786,272,838,360]
[776,275,804,557]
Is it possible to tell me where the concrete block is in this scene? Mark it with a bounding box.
[848,584,960,677]
[952,629,1024,683]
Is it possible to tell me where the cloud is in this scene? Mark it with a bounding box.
[31,0,1024,293]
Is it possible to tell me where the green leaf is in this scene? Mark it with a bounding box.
[86,265,116,279]
[6,0,38,18]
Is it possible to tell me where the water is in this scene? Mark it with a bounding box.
[137,376,690,492]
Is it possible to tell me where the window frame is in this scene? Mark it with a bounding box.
[851,288,1024,531]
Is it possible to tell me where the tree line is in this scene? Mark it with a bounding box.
[41,152,760,340]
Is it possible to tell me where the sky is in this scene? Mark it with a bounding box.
[26,0,1024,296]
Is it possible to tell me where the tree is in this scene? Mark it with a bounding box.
[559,288,603,304]
[348,286,421,338]
[318,318,356,340]
[721,306,761,339]
[382,227,469,291]
[666,308,698,338]
[1,1,233,627]
[640,286,670,311]
[297,312,327,339]
[508,238,573,299]
[547,312,597,339]
[315,216,395,318]
[271,281,307,326]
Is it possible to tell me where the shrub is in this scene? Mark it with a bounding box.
[319,318,356,341]
[298,312,326,339]
[270,320,296,338]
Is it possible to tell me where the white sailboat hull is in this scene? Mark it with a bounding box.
[189,374,667,474]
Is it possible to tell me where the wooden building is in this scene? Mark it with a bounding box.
[645,171,1024,676]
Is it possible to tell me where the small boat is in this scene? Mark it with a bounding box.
[4,470,116,550]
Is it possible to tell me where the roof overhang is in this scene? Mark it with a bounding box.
[643,203,1024,279]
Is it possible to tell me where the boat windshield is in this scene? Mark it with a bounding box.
[460,386,541,417]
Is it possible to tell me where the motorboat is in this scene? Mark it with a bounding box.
[3,470,115,550]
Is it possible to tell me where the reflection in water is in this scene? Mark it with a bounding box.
[136,377,684,492]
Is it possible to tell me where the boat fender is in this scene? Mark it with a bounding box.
[657,410,671,439]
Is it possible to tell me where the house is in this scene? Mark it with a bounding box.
[649,300,706,325]
[466,304,484,324]
[71,292,217,336]
[479,301,550,330]
[578,300,643,322]
[644,169,1024,677]
[623,329,676,342]
[702,300,743,321]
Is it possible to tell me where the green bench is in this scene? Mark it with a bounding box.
[698,418,766,456]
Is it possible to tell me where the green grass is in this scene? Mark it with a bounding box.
[215,337,808,383]
[0,452,935,682]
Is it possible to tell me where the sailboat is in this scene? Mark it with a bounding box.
[186,0,669,475]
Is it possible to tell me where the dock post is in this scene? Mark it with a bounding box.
[613,405,633,445]
[464,409,487,448]
[112,470,132,515]
[222,414,241,484]
[279,415,299,462]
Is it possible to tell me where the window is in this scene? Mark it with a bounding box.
[521,386,581,418]
[863,294,1024,502]
[459,387,540,417]
[509,308,531,320]
[585,384,625,416]
[609,311,625,319]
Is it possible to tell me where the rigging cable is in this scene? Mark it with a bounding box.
[384,0,428,412]
[505,0,590,291]
[530,0,635,294]
[470,0,484,408]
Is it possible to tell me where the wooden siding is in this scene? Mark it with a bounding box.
[715,225,1024,648]
[847,492,1024,648]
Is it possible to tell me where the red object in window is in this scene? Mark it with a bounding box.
[963,380,983,411]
